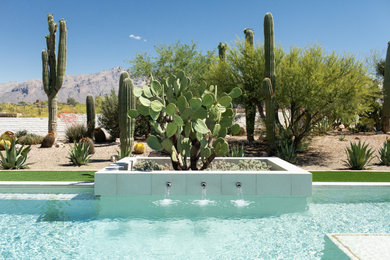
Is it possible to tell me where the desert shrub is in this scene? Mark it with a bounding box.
[98,89,120,138]
[19,134,44,145]
[15,130,28,138]
[379,139,390,166]
[228,144,245,157]
[40,133,56,148]
[345,141,374,170]
[65,124,87,142]
[313,117,334,135]
[98,89,151,139]
[0,139,32,169]
[276,128,297,164]
[68,141,91,166]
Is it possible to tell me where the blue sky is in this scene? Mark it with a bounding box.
[0,0,389,83]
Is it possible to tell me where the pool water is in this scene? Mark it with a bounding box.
[1,187,390,259]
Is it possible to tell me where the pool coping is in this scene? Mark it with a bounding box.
[0,181,389,188]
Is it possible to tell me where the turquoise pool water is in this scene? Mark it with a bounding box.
[1,187,390,259]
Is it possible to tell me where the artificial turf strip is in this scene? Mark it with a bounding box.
[0,171,390,183]
[0,171,95,182]
[311,171,390,182]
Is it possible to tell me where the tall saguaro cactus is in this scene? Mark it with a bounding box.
[382,42,390,132]
[243,28,256,142]
[42,14,67,135]
[218,42,227,61]
[118,71,136,158]
[86,94,95,139]
[264,12,276,152]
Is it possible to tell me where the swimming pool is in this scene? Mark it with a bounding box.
[0,186,389,259]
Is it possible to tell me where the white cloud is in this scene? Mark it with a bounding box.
[129,34,142,40]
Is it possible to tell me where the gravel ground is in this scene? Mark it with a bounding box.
[1,132,390,171]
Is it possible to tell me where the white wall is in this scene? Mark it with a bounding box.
[0,114,98,138]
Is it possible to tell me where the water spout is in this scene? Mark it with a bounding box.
[201,182,207,189]
[236,182,241,188]
[166,182,172,188]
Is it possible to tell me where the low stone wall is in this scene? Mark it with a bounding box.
[0,114,96,138]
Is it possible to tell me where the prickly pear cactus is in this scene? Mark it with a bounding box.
[128,71,242,170]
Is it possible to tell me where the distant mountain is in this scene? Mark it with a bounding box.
[0,67,146,103]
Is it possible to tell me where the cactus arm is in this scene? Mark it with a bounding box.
[218,42,227,61]
[55,19,67,92]
[42,50,49,95]
[264,13,275,89]
[46,14,57,92]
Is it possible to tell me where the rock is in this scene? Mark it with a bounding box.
[111,155,119,162]
[115,138,120,144]
[354,137,360,140]
[339,124,345,129]
[15,144,22,149]
[55,142,65,148]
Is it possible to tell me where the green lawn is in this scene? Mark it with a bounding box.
[312,171,390,182]
[0,171,95,182]
[0,170,390,183]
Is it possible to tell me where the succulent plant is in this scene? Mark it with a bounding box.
[218,42,227,61]
[128,71,242,170]
[86,94,95,139]
[0,138,32,169]
[118,71,136,158]
[40,132,55,148]
[42,14,67,136]
[264,12,276,153]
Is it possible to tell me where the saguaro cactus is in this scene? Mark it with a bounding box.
[264,12,276,152]
[218,42,227,61]
[243,28,256,142]
[86,94,95,139]
[382,42,390,132]
[118,71,136,158]
[42,14,67,135]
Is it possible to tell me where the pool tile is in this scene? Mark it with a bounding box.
[117,174,152,195]
[186,174,222,196]
[221,174,257,195]
[257,174,292,196]
[151,174,186,195]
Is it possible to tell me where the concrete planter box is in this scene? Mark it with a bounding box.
[94,157,312,196]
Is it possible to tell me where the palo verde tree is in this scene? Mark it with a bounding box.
[276,45,377,148]
[128,41,215,90]
[41,14,67,135]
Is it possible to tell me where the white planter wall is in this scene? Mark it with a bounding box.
[95,157,312,196]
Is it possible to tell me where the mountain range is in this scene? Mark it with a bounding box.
[0,67,146,103]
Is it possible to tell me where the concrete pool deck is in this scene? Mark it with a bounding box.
[325,234,390,260]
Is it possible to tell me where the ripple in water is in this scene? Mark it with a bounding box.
[192,200,216,206]
[230,199,253,207]
[152,199,180,207]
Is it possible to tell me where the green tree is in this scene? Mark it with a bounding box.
[206,38,284,141]
[128,41,215,89]
[276,45,377,148]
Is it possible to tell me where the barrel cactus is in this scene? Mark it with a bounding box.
[86,94,95,139]
[42,14,67,136]
[128,71,242,170]
[118,71,136,158]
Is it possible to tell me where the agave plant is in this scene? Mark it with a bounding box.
[0,138,32,169]
[228,144,245,157]
[344,141,374,170]
[68,141,91,166]
[379,139,390,166]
